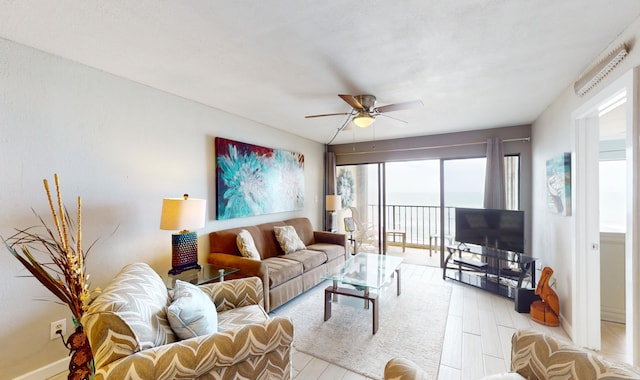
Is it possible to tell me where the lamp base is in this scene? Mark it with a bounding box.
[168,231,201,275]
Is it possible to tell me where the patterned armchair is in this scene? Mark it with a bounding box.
[384,330,640,380]
[82,263,293,379]
[510,330,640,379]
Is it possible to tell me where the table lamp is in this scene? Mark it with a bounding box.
[325,195,342,232]
[160,194,206,274]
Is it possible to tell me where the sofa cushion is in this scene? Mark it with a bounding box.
[85,262,176,349]
[263,257,304,287]
[210,225,263,257]
[283,249,327,271]
[236,229,261,260]
[167,280,218,339]
[257,221,288,258]
[274,225,306,254]
[284,217,315,246]
[306,243,345,261]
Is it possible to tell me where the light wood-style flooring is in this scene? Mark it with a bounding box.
[289,245,627,380]
[49,245,627,380]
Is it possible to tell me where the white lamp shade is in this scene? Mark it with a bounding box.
[325,195,342,212]
[160,197,206,231]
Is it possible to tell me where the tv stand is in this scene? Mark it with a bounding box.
[443,244,537,299]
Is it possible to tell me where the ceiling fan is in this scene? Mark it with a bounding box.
[305,94,423,128]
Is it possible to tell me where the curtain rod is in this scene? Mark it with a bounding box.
[335,136,530,156]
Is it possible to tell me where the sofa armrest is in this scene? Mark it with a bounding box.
[94,316,294,380]
[314,231,348,259]
[314,231,347,246]
[511,330,640,379]
[199,277,264,312]
[208,253,270,311]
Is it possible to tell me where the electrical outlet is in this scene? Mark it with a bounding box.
[50,319,66,340]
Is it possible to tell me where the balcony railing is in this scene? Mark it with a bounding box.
[366,204,456,247]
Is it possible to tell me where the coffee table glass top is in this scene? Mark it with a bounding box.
[322,253,404,289]
[164,264,239,289]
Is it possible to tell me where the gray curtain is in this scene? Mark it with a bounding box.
[484,137,506,209]
[324,151,337,230]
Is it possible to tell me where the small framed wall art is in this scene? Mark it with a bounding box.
[546,152,571,216]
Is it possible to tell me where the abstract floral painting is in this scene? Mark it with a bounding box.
[546,152,571,216]
[215,137,304,219]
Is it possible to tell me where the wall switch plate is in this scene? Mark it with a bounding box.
[50,319,66,340]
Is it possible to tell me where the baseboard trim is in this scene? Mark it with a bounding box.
[13,357,69,380]
[602,306,626,324]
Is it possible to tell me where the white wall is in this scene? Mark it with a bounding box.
[532,15,640,333]
[0,37,324,378]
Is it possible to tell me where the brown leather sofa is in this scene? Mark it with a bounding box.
[208,217,348,312]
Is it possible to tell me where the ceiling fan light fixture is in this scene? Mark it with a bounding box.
[353,112,375,128]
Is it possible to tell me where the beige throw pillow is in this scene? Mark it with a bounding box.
[236,229,261,260]
[274,225,306,254]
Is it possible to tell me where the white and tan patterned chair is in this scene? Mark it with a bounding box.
[82,263,294,380]
[384,330,640,380]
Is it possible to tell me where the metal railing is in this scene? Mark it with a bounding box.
[366,204,456,247]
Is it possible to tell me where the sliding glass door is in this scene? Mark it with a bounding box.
[336,163,382,253]
[338,156,520,263]
[384,160,441,257]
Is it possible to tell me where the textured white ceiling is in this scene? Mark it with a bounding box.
[1,1,640,144]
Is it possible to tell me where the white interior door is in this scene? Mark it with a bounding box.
[572,69,639,364]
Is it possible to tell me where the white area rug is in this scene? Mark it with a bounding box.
[271,264,452,379]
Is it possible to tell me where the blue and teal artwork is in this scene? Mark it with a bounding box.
[546,152,571,216]
[215,137,304,219]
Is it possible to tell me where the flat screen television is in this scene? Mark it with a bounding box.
[455,207,525,253]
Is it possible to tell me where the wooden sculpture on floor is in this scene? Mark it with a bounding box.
[531,266,560,326]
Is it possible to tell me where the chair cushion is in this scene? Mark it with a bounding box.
[263,257,304,287]
[236,229,261,260]
[274,225,306,254]
[167,280,218,339]
[217,304,270,332]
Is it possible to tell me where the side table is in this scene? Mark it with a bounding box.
[163,264,239,289]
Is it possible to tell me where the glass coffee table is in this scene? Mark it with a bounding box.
[322,253,403,334]
[163,264,239,289]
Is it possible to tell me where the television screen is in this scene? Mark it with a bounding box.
[455,207,525,253]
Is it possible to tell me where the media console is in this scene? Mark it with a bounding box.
[443,243,537,299]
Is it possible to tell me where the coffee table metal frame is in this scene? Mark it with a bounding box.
[322,253,403,334]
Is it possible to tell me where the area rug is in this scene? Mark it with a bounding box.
[271,264,452,379]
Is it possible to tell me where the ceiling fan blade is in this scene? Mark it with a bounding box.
[338,94,364,110]
[378,113,408,124]
[305,112,351,119]
[374,99,423,114]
